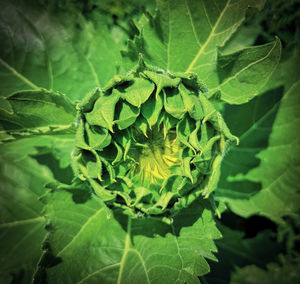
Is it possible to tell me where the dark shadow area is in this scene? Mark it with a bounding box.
[69,186,92,204]
[32,240,62,284]
[113,198,211,239]
[220,211,277,238]
[32,153,74,184]
[253,1,300,48]
[217,179,261,200]
[45,177,93,204]
[11,269,25,284]
[243,215,278,238]
[203,213,283,284]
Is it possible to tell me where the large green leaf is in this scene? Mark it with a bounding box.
[0,155,53,283]
[0,134,74,174]
[216,86,283,197]
[126,0,253,71]
[0,0,121,101]
[124,0,278,104]
[228,81,300,222]
[213,38,281,104]
[42,189,221,283]
[0,90,76,141]
[217,80,300,224]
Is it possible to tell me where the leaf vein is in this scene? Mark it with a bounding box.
[56,207,105,256]
[0,57,39,90]
[185,0,231,73]
[185,0,202,47]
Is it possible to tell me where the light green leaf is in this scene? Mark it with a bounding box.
[164,89,186,119]
[85,91,120,132]
[112,141,123,165]
[124,0,263,88]
[123,78,155,107]
[213,38,281,104]
[43,189,221,283]
[143,70,181,98]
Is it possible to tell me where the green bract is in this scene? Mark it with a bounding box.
[73,60,238,217]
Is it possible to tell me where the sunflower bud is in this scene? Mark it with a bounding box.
[73,61,238,217]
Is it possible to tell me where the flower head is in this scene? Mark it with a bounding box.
[73,60,238,217]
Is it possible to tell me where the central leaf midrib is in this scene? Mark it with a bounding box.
[117,218,150,284]
[185,0,231,73]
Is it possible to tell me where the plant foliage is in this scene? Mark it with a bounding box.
[0,0,299,283]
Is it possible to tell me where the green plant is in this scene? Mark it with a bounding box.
[0,0,299,283]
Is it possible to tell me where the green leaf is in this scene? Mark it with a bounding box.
[0,0,121,100]
[0,134,72,169]
[85,91,120,132]
[179,84,204,120]
[217,81,300,224]
[213,38,281,104]
[0,156,53,283]
[134,116,149,137]
[75,120,89,150]
[0,89,76,141]
[143,70,181,99]
[221,23,263,54]
[164,89,186,119]
[124,0,277,104]
[141,92,163,128]
[124,0,263,86]
[86,125,112,149]
[176,116,195,152]
[115,101,140,130]
[123,78,155,107]
[43,189,221,283]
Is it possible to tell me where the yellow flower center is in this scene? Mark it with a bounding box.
[131,128,180,184]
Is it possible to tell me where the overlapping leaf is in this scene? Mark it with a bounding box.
[124,0,279,104]
[42,188,221,284]
[0,155,53,283]
[0,89,76,141]
[0,0,121,101]
[0,0,295,283]
[220,81,300,223]
[216,39,300,224]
